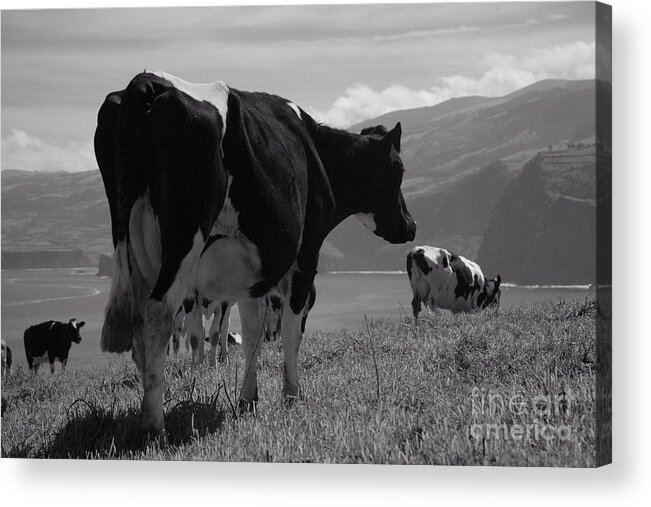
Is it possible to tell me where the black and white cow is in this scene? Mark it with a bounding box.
[203,300,241,365]
[407,246,501,316]
[1,339,12,376]
[180,296,234,367]
[95,71,416,434]
[23,319,85,374]
[170,305,190,356]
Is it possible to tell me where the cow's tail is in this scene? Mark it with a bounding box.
[101,241,138,353]
[98,73,162,353]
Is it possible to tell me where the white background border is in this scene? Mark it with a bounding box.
[1,0,648,505]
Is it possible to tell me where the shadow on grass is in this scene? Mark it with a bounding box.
[3,394,227,459]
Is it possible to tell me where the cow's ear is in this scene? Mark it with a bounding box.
[495,275,501,289]
[78,321,86,328]
[383,122,402,152]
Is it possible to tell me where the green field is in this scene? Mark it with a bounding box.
[1,298,603,465]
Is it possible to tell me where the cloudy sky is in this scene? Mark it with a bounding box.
[1,2,597,172]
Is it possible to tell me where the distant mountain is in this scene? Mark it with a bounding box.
[351,95,491,133]
[477,148,610,284]
[1,79,609,283]
[1,169,111,268]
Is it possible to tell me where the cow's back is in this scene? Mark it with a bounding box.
[23,321,55,357]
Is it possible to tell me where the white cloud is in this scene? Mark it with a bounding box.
[1,130,96,172]
[311,41,596,128]
[308,84,453,129]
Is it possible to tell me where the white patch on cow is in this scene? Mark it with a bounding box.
[287,102,301,119]
[32,354,49,366]
[210,176,239,236]
[355,213,377,232]
[192,174,264,302]
[228,332,242,346]
[195,236,263,302]
[152,71,229,139]
[70,319,77,330]
[128,193,162,288]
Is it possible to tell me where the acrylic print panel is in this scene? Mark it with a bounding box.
[0,1,611,466]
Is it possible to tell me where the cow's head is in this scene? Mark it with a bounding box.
[356,122,417,244]
[483,275,502,308]
[67,319,85,344]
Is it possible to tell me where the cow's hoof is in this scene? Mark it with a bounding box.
[140,426,168,448]
[283,394,300,407]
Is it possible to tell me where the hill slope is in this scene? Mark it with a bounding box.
[1,170,111,268]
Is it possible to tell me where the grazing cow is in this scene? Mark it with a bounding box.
[407,246,501,316]
[170,305,190,356]
[1,339,12,376]
[199,298,235,366]
[178,296,230,367]
[23,319,85,374]
[95,71,416,434]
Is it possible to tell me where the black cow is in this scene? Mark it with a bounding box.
[1,339,12,376]
[23,319,85,374]
[95,71,416,434]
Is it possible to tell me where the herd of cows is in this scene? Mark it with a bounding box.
[0,72,501,437]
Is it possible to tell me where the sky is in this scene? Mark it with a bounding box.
[1,2,598,172]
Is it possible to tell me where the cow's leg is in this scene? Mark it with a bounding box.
[49,361,55,375]
[217,303,232,365]
[131,320,146,377]
[172,333,180,355]
[428,297,437,314]
[140,299,174,434]
[190,335,204,368]
[186,307,205,369]
[238,298,265,410]
[280,308,303,402]
[61,358,67,372]
[411,295,421,319]
[207,311,220,366]
[33,363,40,375]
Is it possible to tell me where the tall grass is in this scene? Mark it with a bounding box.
[1,298,599,465]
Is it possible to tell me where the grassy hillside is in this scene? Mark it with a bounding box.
[1,298,602,466]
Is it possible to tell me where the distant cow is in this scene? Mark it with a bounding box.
[1,339,12,376]
[407,246,501,316]
[24,319,85,374]
[170,306,190,356]
[179,297,234,367]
